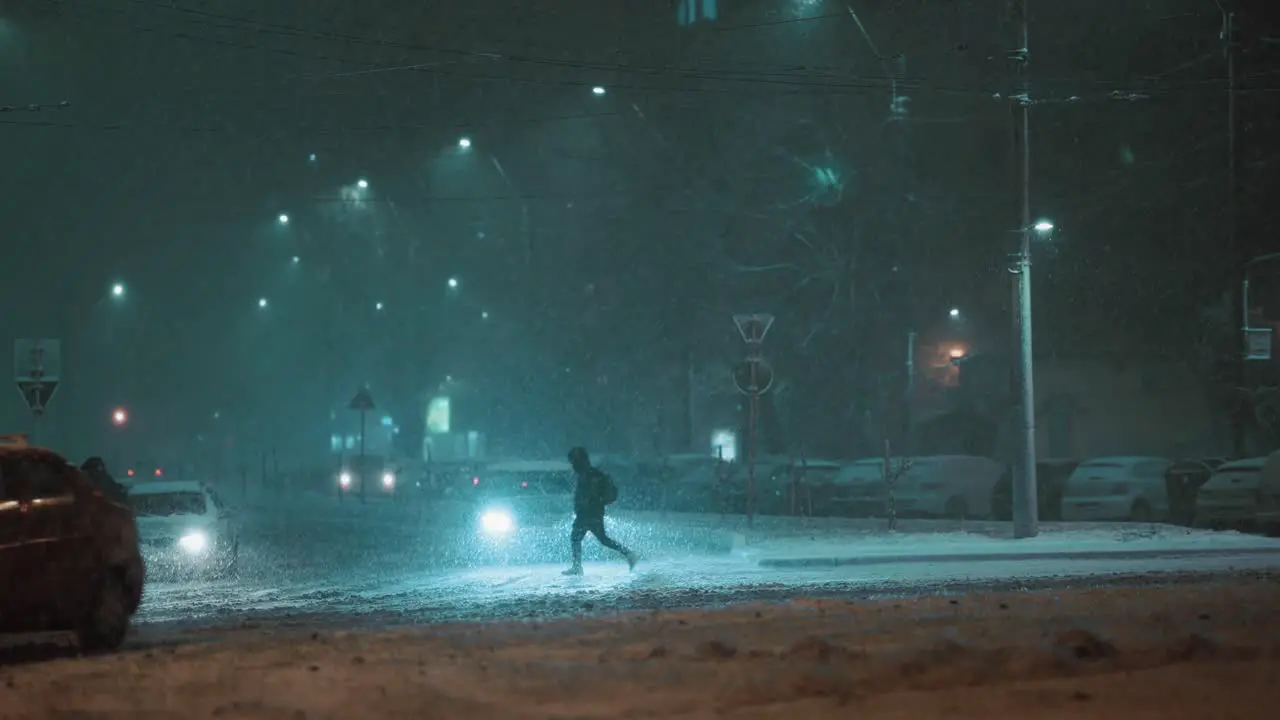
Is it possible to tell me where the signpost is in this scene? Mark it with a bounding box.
[14,338,62,445]
[732,313,774,529]
[348,386,376,504]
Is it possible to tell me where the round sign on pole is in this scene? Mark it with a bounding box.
[732,359,775,395]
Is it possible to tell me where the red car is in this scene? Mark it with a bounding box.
[0,436,146,652]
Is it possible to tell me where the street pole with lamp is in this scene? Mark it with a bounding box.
[1008,0,1040,540]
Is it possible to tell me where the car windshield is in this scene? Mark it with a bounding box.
[130,491,206,516]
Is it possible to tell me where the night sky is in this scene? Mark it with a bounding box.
[2,0,1276,463]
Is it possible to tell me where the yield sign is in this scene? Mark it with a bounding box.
[348,386,376,412]
[733,313,775,345]
[16,380,59,417]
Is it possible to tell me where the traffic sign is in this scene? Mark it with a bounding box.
[16,380,58,417]
[348,386,376,411]
[733,359,775,395]
[733,314,774,345]
[14,338,61,383]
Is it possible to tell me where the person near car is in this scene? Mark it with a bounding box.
[563,446,638,575]
[81,456,128,503]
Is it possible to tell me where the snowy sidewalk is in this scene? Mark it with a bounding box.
[737,524,1280,568]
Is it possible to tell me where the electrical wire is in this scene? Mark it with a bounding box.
[62,0,1249,101]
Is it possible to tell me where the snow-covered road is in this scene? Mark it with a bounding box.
[135,539,1280,630]
[120,501,1280,639]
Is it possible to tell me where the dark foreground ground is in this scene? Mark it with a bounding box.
[3,573,1277,718]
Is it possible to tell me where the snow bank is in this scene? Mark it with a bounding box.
[5,578,1279,718]
[742,524,1280,567]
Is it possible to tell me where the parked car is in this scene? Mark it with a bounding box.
[1060,456,1173,522]
[1166,457,1227,527]
[830,455,1003,520]
[0,436,146,652]
[757,458,843,517]
[828,458,891,517]
[1252,452,1280,535]
[128,479,239,576]
[1193,456,1268,530]
[989,458,1081,521]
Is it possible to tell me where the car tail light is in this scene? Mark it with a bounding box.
[472,476,480,486]
[154,468,163,477]
[127,468,135,477]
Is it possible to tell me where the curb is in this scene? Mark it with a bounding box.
[755,545,1280,568]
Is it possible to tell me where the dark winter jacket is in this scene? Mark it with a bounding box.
[572,466,611,517]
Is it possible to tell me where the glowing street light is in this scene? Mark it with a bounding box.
[481,310,489,320]
[447,277,459,289]
[357,178,369,189]
[375,302,384,311]
[1033,219,1054,233]
[591,85,606,96]
[457,136,472,150]
[257,297,268,309]
[291,255,300,265]
[111,408,128,426]
[110,282,125,298]
[277,213,290,225]
[948,307,961,319]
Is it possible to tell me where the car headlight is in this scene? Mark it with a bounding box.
[381,471,396,489]
[178,531,208,554]
[339,471,352,488]
[479,509,514,535]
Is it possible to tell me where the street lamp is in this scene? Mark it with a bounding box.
[457,136,472,150]
[278,213,290,225]
[591,86,606,96]
[481,310,489,320]
[258,297,268,309]
[948,307,961,319]
[110,282,125,298]
[291,255,300,265]
[1010,217,1055,539]
[375,302,384,311]
[447,277,459,289]
[356,178,369,189]
[111,408,127,426]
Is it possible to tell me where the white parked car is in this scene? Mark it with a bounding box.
[1194,456,1269,529]
[1060,456,1173,522]
[127,480,239,575]
[830,455,1003,519]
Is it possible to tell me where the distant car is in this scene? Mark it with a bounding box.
[128,480,238,575]
[830,455,1004,519]
[336,455,398,498]
[0,437,146,652]
[1060,456,1174,522]
[1193,456,1268,530]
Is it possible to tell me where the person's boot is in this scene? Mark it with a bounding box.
[562,564,583,576]
[625,550,639,571]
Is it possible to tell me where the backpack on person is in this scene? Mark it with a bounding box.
[598,470,619,505]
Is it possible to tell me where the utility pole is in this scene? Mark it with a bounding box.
[1225,7,1246,457]
[903,331,916,455]
[1009,0,1039,539]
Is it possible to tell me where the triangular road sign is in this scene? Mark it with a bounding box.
[733,313,775,344]
[348,386,376,412]
[16,380,58,416]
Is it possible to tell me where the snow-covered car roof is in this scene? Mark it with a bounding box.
[1213,457,1268,472]
[126,480,208,496]
[484,460,572,473]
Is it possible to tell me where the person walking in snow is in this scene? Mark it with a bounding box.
[563,446,638,575]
